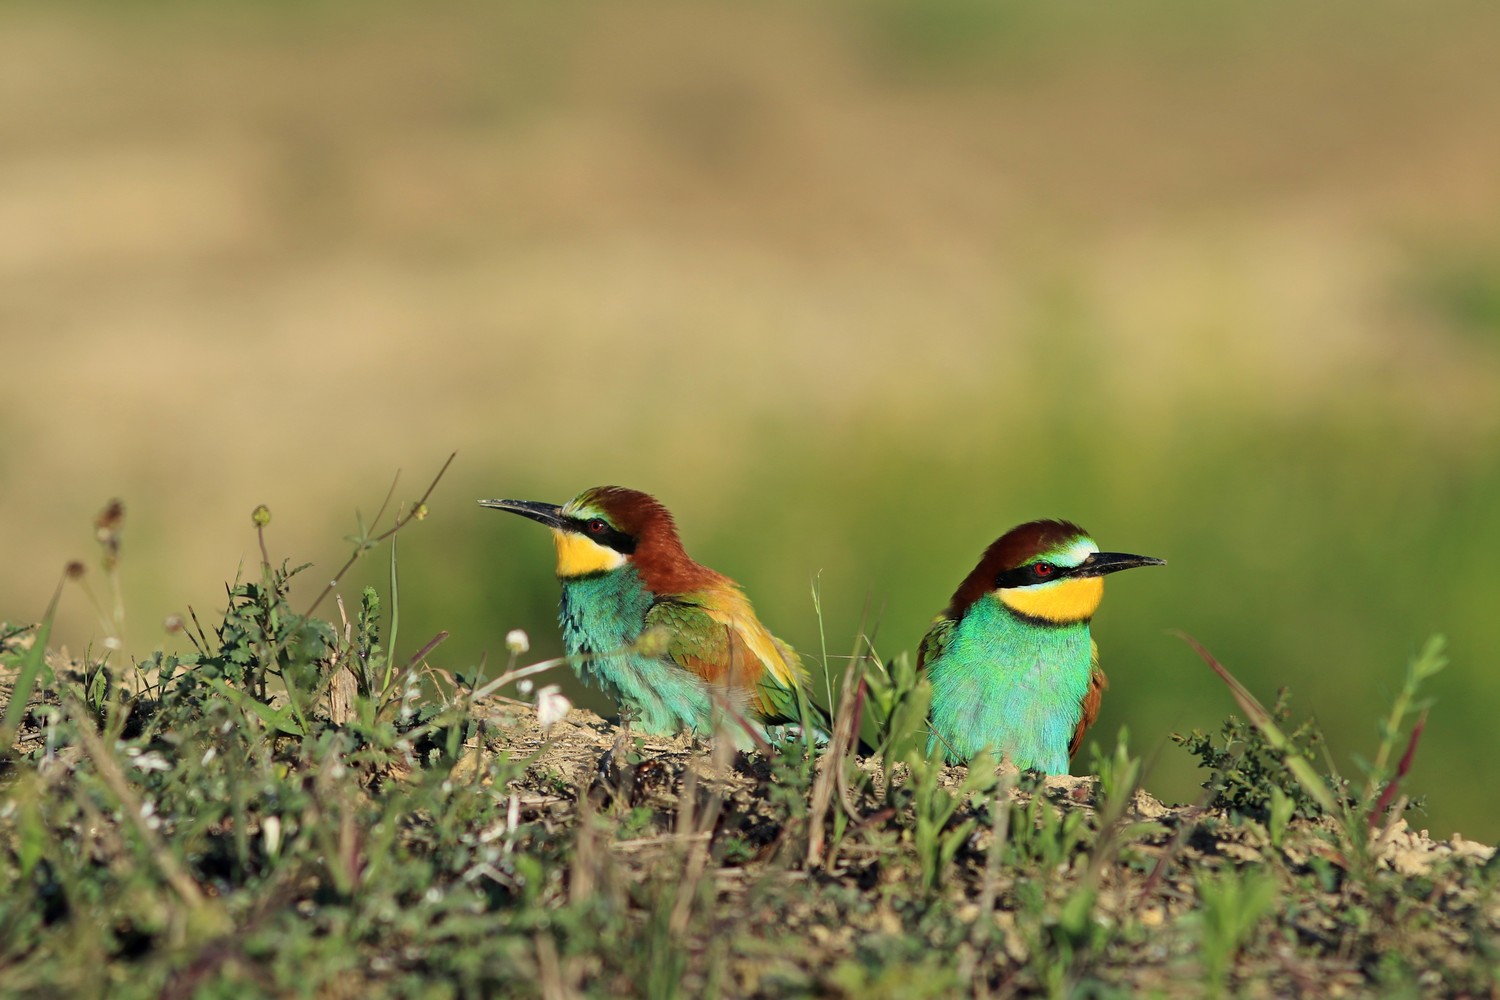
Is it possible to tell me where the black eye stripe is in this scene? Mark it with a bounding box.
[567,517,637,555]
[994,561,1067,588]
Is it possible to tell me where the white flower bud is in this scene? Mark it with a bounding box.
[263,815,283,858]
[535,685,571,732]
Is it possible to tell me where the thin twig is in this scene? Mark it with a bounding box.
[670,741,728,936]
[612,831,713,852]
[299,452,456,622]
[807,662,865,868]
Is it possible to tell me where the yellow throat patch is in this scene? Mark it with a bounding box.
[551,530,627,578]
[998,576,1104,624]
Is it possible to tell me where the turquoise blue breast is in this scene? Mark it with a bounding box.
[558,569,716,737]
[926,596,1094,773]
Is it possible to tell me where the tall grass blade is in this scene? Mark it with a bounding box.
[1,574,65,750]
[1175,631,1339,816]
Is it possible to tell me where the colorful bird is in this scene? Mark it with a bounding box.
[480,486,812,743]
[919,519,1164,773]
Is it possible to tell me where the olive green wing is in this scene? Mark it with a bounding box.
[643,597,820,728]
[917,615,957,673]
[642,599,738,685]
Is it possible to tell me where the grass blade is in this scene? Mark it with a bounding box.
[1370,709,1427,828]
[1,573,66,750]
[1175,631,1339,816]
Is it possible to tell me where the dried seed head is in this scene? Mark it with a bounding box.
[94,499,125,538]
[95,499,125,565]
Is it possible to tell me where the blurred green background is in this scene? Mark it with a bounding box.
[4,1,1499,838]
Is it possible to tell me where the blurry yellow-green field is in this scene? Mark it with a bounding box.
[4,1,1499,838]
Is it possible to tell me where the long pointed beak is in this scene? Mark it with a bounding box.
[1074,551,1166,578]
[477,498,566,529]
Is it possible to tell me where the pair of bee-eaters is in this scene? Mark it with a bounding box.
[481,486,1164,773]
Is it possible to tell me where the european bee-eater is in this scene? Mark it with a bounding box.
[920,519,1164,773]
[480,486,812,742]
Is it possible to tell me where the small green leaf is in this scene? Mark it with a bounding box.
[205,677,305,736]
[2,614,56,749]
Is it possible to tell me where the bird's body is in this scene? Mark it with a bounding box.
[481,486,810,742]
[553,560,713,736]
[920,519,1163,772]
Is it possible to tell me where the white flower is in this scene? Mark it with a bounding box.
[505,629,530,654]
[535,685,571,732]
[123,747,171,773]
[263,815,283,858]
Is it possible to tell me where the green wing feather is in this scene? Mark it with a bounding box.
[643,599,729,672]
[644,597,822,729]
[917,615,957,672]
[641,598,762,719]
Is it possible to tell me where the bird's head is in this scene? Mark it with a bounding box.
[481,486,717,590]
[946,519,1165,625]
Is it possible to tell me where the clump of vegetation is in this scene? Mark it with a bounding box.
[1173,687,1339,824]
[1,471,1495,997]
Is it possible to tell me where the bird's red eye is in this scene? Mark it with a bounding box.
[1033,562,1054,577]
[586,518,609,535]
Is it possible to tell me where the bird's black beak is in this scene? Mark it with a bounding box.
[1073,551,1166,578]
[478,498,566,529]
